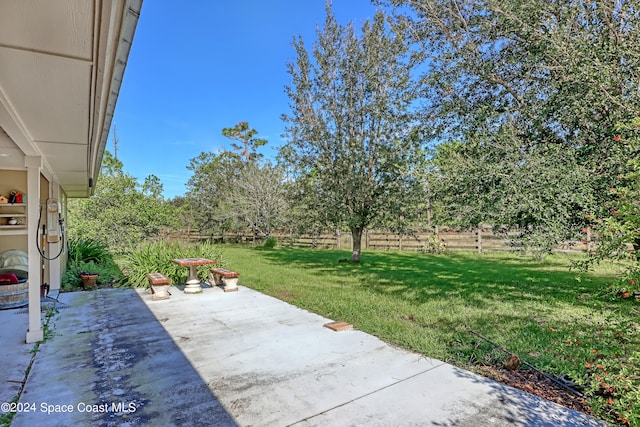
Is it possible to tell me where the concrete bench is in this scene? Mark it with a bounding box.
[209,268,239,292]
[147,273,171,300]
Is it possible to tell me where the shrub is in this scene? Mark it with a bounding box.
[62,260,124,290]
[67,238,113,266]
[63,239,123,290]
[420,236,447,254]
[121,240,224,288]
[585,351,640,426]
[263,237,278,249]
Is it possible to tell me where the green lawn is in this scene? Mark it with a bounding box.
[221,245,639,425]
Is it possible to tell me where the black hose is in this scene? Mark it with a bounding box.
[467,328,586,398]
[36,205,65,261]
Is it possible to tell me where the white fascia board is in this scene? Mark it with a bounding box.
[88,0,143,195]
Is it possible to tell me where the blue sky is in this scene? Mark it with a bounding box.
[112,0,381,199]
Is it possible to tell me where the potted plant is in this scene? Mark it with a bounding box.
[79,270,99,289]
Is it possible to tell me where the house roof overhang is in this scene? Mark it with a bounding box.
[0,0,142,197]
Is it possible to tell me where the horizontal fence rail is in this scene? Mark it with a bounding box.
[165,227,595,254]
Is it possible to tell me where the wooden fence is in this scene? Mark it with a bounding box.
[168,226,594,254]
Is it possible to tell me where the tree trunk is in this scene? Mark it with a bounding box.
[351,227,363,263]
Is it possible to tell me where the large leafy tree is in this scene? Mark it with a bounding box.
[219,163,289,239]
[585,120,640,289]
[385,0,640,147]
[186,123,288,239]
[384,0,640,253]
[281,5,421,262]
[67,151,177,254]
[429,137,595,256]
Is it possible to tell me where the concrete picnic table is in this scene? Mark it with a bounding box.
[171,257,216,294]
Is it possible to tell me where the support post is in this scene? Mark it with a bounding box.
[25,156,43,344]
[48,183,62,291]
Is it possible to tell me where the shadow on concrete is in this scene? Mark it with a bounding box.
[441,367,606,427]
[11,289,237,427]
[0,306,31,406]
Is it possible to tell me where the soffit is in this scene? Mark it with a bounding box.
[0,0,141,198]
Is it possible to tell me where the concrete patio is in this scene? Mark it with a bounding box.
[2,285,605,426]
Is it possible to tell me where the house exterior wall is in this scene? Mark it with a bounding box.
[1,0,142,343]
[0,169,56,291]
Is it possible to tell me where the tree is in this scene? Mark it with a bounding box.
[220,163,289,239]
[186,155,289,239]
[585,120,640,290]
[384,0,640,253]
[186,124,289,239]
[429,137,595,257]
[281,5,421,262]
[143,174,163,199]
[385,0,640,145]
[221,121,267,163]
[185,151,242,236]
[68,151,178,253]
[167,195,198,240]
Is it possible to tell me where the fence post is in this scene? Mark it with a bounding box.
[477,227,482,254]
[365,229,369,249]
[399,233,403,251]
[586,228,592,253]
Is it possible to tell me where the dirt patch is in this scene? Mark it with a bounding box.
[477,366,594,416]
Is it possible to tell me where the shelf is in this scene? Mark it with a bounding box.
[0,228,27,235]
[0,203,27,232]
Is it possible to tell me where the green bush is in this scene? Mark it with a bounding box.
[67,238,113,266]
[585,351,640,426]
[263,237,278,249]
[63,239,123,290]
[420,236,447,254]
[62,260,123,290]
[121,240,225,288]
